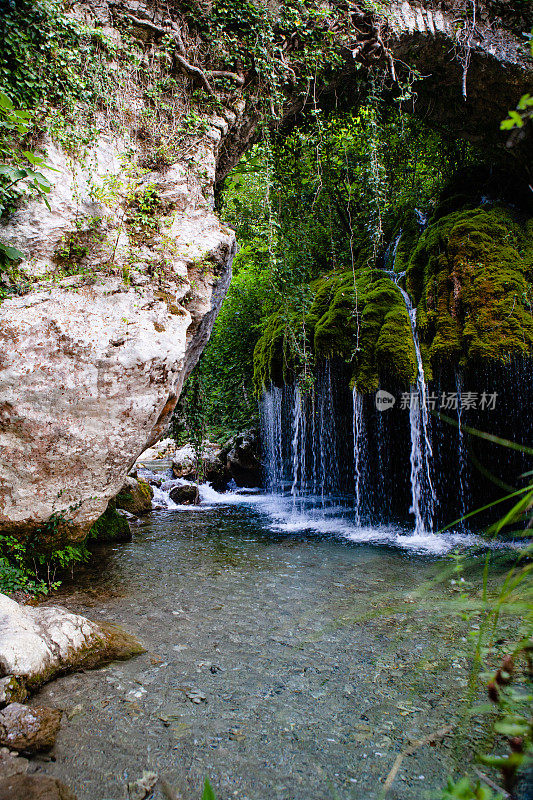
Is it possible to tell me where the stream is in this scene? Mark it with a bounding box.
[32,479,507,800]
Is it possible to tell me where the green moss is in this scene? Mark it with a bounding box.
[253,205,533,393]
[253,307,305,390]
[254,266,418,394]
[407,205,533,367]
[88,503,131,543]
[115,478,153,516]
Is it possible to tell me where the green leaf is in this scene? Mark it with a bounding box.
[201,778,217,800]
[0,242,24,261]
[0,91,14,110]
[517,93,533,111]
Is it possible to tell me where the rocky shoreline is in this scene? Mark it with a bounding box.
[0,594,144,799]
[0,431,260,798]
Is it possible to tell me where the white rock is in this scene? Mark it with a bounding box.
[0,593,140,685]
[0,115,237,538]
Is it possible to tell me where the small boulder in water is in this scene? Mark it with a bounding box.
[0,593,144,689]
[115,477,153,516]
[0,702,62,753]
[88,502,131,543]
[169,484,200,505]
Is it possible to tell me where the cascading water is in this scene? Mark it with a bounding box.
[260,385,284,492]
[352,388,366,526]
[402,290,435,534]
[455,371,469,530]
[257,233,531,542]
[384,236,435,534]
[290,385,303,500]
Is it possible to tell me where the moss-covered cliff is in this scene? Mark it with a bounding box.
[254,205,533,392]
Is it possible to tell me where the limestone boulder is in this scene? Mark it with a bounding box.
[171,443,220,480]
[0,111,238,543]
[0,593,144,689]
[136,437,177,462]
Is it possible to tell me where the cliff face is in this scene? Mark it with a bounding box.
[0,0,530,540]
[0,111,239,539]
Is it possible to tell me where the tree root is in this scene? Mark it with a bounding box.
[123,13,244,96]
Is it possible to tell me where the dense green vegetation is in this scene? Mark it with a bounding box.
[0,2,531,797]
[191,99,533,436]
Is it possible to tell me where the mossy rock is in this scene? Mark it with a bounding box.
[115,477,153,516]
[254,266,417,394]
[407,205,533,368]
[253,204,533,393]
[75,621,145,670]
[253,307,304,390]
[88,502,131,543]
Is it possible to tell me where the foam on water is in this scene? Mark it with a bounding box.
[151,478,509,555]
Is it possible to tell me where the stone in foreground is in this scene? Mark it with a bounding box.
[0,774,77,800]
[0,593,144,689]
[0,703,61,753]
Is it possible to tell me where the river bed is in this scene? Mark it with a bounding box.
[34,496,502,800]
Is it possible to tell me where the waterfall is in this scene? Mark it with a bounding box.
[319,361,339,497]
[352,388,366,525]
[260,385,284,492]
[455,371,469,529]
[384,233,435,534]
[400,287,435,534]
[290,385,303,499]
[310,387,318,493]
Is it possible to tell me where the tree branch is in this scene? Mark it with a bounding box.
[174,53,215,96]
[208,70,245,87]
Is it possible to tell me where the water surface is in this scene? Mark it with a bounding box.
[36,499,495,800]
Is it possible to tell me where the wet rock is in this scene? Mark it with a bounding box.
[0,774,77,800]
[0,676,26,708]
[203,451,230,491]
[220,431,262,488]
[0,747,29,778]
[169,484,200,506]
[0,593,144,688]
[0,703,62,753]
[88,502,132,543]
[171,436,262,490]
[115,477,153,516]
